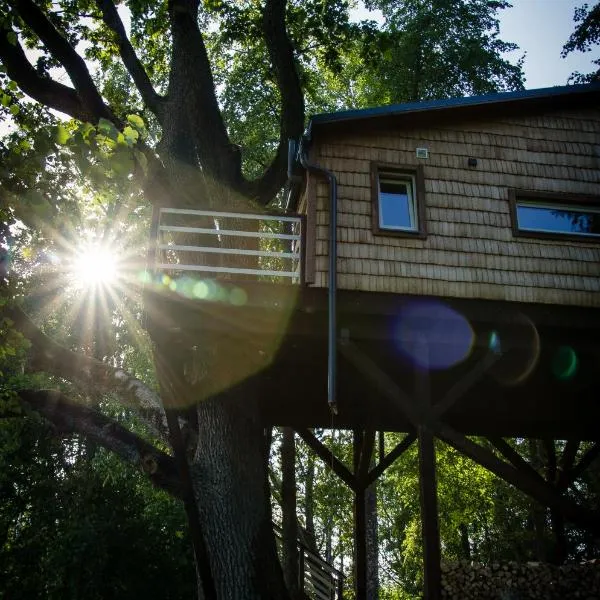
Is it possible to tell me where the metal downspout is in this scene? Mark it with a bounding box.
[299,139,338,414]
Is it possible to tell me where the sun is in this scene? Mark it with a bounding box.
[71,244,119,288]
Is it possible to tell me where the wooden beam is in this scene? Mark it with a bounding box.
[437,423,600,535]
[487,437,546,484]
[365,432,417,488]
[543,439,557,484]
[357,429,376,488]
[431,353,498,420]
[296,428,356,491]
[281,427,299,593]
[354,485,367,600]
[418,425,441,600]
[339,339,420,426]
[353,431,367,600]
[557,440,580,490]
[566,442,600,487]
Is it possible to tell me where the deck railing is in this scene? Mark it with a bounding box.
[153,208,304,282]
[274,524,344,600]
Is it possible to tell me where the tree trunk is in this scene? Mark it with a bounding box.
[459,523,471,560]
[191,387,290,600]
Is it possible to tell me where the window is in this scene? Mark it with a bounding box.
[509,190,600,241]
[371,163,426,238]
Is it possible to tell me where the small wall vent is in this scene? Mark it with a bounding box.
[416,147,429,159]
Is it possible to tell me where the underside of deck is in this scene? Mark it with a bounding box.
[144,281,600,440]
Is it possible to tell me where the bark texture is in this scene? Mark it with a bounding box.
[192,390,290,599]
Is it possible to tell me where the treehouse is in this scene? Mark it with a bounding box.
[143,83,600,599]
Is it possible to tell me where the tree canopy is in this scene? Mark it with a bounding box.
[562,1,600,83]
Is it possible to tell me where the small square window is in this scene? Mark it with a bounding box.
[372,163,426,238]
[509,190,600,242]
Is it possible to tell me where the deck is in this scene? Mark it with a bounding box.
[144,280,600,440]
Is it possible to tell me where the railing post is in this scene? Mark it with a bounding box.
[298,548,305,592]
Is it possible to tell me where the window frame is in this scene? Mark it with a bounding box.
[508,189,600,243]
[371,162,427,239]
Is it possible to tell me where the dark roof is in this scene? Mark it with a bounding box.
[307,83,600,134]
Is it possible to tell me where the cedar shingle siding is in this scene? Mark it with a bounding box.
[302,108,600,306]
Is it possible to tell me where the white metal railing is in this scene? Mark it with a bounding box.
[154,208,303,281]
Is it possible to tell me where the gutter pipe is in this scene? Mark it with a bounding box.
[298,136,338,414]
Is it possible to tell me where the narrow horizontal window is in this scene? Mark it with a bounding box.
[516,203,600,237]
[371,163,426,238]
[509,190,600,242]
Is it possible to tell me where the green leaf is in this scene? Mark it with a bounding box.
[98,117,119,141]
[9,104,19,116]
[1,93,10,107]
[126,114,145,131]
[7,80,17,91]
[55,124,70,145]
[6,31,17,46]
[123,125,139,146]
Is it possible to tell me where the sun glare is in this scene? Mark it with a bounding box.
[72,245,119,288]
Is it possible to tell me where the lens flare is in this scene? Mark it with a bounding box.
[488,312,540,386]
[553,346,578,381]
[71,245,118,288]
[394,300,474,370]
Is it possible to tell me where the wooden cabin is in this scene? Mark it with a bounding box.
[297,84,600,305]
[145,83,600,599]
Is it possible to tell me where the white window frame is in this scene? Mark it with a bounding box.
[377,173,418,232]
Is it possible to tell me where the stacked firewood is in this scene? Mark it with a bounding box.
[441,559,600,599]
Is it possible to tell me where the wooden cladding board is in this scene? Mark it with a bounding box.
[303,108,600,306]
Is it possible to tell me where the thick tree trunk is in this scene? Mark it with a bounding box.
[191,387,290,600]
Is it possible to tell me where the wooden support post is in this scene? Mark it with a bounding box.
[354,431,367,600]
[418,425,441,600]
[282,427,299,594]
[357,429,376,487]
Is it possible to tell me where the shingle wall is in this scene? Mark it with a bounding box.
[303,108,600,306]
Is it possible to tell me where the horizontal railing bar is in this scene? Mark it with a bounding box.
[303,573,332,597]
[158,244,299,259]
[159,207,302,223]
[156,264,299,278]
[304,562,338,582]
[304,567,335,589]
[302,548,342,575]
[159,225,299,240]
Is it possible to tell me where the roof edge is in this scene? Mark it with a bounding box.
[307,83,600,131]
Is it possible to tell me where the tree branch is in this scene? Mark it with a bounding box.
[95,0,165,119]
[7,305,168,441]
[245,0,305,205]
[0,26,89,121]
[14,0,115,122]
[17,389,181,498]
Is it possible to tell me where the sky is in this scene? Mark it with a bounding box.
[498,0,595,88]
[352,0,598,90]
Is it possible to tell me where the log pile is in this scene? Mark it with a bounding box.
[441,559,600,599]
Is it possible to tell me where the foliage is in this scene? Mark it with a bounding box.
[0,417,195,600]
[562,1,600,83]
[361,0,524,104]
